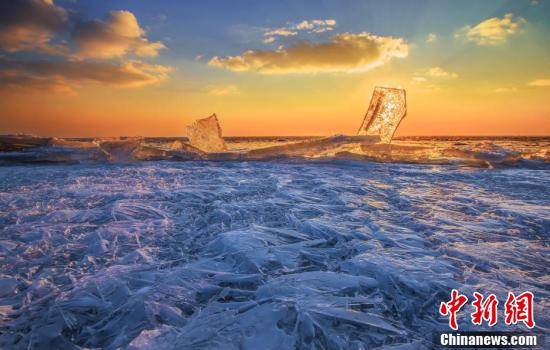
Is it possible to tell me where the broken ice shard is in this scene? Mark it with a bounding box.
[186,114,227,152]
[357,87,406,143]
[0,134,51,152]
[97,138,142,162]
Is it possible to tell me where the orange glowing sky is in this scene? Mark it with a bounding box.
[0,0,549,137]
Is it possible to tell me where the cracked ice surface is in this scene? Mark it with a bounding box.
[0,162,548,349]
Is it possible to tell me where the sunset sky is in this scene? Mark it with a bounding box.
[0,0,549,137]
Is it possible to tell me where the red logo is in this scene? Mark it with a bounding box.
[504,291,535,328]
[439,291,535,330]
[439,289,469,330]
[471,292,498,327]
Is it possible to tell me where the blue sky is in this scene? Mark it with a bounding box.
[56,0,547,58]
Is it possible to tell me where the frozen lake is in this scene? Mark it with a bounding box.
[0,161,548,349]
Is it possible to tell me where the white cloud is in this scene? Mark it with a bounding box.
[0,59,170,95]
[207,84,240,95]
[0,4,171,94]
[296,19,335,30]
[72,10,166,59]
[455,13,526,46]
[412,67,458,91]
[528,79,550,87]
[263,28,297,44]
[425,67,458,78]
[263,18,336,43]
[210,32,408,74]
[414,67,458,81]
[493,87,517,93]
[263,37,276,44]
[265,29,298,37]
[311,26,334,34]
[426,33,437,43]
[0,0,68,54]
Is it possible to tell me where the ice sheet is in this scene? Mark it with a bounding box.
[358,87,406,143]
[0,161,547,349]
[186,114,227,152]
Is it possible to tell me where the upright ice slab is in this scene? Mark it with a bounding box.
[186,114,227,152]
[358,87,406,143]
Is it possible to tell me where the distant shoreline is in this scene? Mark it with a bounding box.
[95,135,550,142]
[2,135,550,142]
